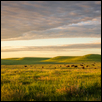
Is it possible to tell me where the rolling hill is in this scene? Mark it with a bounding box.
[42,54,101,63]
[1,54,101,65]
[1,57,50,65]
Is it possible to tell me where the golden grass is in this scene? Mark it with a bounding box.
[1,62,101,101]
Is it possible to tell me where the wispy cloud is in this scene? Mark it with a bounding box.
[1,42,101,52]
[1,1,101,41]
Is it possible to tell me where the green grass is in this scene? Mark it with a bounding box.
[1,62,101,101]
[1,54,101,101]
[1,57,50,65]
[43,54,101,63]
[1,54,101,65]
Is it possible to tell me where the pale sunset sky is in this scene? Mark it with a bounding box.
[1,1,101,58]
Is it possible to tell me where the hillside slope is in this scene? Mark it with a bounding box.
[42,54,101,63]
[41,56,78,62]
[1,54,101,65]
[1,57,50,65]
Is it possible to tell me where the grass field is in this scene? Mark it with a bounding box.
[1,54,101,101]
[1,54,101,65]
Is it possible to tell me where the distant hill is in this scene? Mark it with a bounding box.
[41,56,78,62]
[42,54,101,63]
[1,54,101,65]
[1,57,50,65]
[4,57,49,61]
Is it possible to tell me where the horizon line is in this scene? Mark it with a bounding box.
[1,53,101,59]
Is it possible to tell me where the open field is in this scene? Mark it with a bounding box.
[1,54,101,101]
[1,1,101,101]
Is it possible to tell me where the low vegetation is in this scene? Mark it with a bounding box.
[1,54,101,101]
[1,54,101,65]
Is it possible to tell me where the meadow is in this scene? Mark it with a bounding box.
[1,54,101,101]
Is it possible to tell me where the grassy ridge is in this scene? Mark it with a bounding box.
[42,56,77,62]
[1,57,50,65]
[1,54,101,65]
[43,54,101,63]
[4,57,50,61]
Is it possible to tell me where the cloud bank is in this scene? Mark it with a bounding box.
[1,43,101,52]
[1,1,101,41]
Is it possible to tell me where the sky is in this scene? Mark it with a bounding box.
[1,1,101,58]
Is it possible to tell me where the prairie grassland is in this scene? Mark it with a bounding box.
[1,63,101,101]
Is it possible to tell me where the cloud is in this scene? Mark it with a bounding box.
[1,1,101,40]
[1,43,101,52]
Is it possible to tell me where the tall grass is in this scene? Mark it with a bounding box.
[1,63,101,101]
